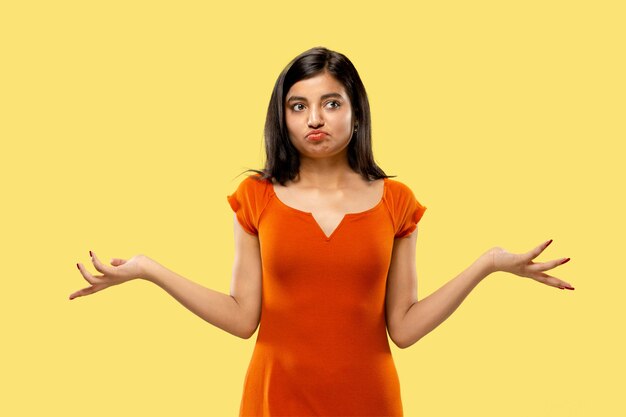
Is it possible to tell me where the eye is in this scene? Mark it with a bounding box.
[291,103,305,111]
[326,100,341,109]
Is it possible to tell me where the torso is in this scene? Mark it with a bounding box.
[271,176,385,238]
[240,174,405,416]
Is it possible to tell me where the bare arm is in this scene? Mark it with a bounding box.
[386,232,573,349]
[71,214,262,340]
[386,227,491,349]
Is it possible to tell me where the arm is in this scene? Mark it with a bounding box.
[142,214,262,339]
[385,227,491,349]
[386,232,574,349]
[71,214,262,339]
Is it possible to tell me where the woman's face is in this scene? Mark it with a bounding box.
[284,71,355,161]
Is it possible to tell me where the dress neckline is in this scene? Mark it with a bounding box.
[268,177,387,240]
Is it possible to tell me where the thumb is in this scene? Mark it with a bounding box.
[110,258,127,266]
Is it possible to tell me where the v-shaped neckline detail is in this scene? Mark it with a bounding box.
[269,178,387,241]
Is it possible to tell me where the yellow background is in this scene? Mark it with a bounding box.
[1,1,623,415]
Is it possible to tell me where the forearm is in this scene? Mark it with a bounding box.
[140,256,252,339]
[396,251,493,349]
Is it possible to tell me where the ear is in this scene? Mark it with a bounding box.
[353,110,360,128]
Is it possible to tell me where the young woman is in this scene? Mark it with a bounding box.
[71,46,574,416]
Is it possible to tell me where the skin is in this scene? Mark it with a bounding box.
[70,71,575,349]
[275,69,384,237]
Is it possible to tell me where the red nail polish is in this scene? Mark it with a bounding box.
[560,258,571,265]
[545,239,553,248]
[76,263,80,270]
[565,287,575,290]
[89,251,93,257]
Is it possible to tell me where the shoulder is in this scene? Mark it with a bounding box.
[229,173,273,210]
[235,173,273,194]
[227,173,274,235]
[384,178,427,237]
[384,177,417,202]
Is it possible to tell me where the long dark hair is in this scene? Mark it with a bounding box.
[243,46,394,185]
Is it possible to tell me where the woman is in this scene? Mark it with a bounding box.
[70,46,574,416]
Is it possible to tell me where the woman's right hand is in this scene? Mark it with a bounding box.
[70,252,146,300]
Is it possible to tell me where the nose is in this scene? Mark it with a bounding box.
[307,106,324,128]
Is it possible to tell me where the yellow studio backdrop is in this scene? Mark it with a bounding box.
[1,1,623,416]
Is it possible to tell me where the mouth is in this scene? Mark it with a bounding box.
[307,132,327,141]
[306,129,328,141]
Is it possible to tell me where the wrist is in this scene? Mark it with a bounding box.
[479,248,498,276]
[138,255,158,283]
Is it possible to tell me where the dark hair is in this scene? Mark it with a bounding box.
[243,46,394,185]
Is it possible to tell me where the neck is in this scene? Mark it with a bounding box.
[296,154,358,188]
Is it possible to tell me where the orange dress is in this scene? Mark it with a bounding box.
[227,173,427,417]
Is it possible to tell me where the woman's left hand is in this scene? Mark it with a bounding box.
[488,240,574,290]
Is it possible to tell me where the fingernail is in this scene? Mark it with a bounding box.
[76,263,80,270]
[560,258,571,265]
[565,287,575,290]
[89,250,93,258]
[545,239,553,248]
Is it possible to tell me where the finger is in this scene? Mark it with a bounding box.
[69,284,100,300]
[90,251,113,275]
[530,271,551,285]
[110,258,126,266]
[534,272,574,290]
[524,239,553,262]
[77,262,105,285]
[527,257,571,272]
[69,286,90,299]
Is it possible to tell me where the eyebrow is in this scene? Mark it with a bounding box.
[286,92,345,103]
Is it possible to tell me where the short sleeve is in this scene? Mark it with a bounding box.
[226,176,261,235]
[394,184,427,239]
